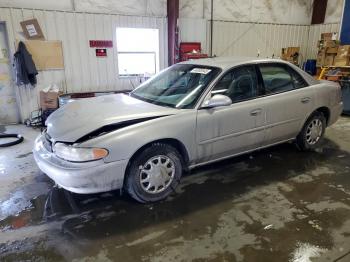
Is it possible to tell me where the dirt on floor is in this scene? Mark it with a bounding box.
[1,117,350,262]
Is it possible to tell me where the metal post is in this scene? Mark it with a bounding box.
[167,0,179,65]
[210,0,214,57]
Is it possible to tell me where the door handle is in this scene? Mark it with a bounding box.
[250,108,262,116]
[301,97,311,103]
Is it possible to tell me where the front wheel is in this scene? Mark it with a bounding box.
[125,143,183,203]
[296,112,326,151]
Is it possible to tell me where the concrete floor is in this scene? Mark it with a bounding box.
[1,118,350,262]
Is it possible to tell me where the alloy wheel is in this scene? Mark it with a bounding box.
[139,155,175,194]
[306,119,323,145]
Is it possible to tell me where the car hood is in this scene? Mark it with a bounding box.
[46,93,179,142]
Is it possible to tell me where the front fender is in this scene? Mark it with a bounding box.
[80,110,197,164]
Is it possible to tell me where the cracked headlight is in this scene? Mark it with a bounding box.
[53,143,108,162]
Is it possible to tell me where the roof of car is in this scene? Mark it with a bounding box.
[179,56,289,70]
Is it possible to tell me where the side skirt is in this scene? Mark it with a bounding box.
[188,138,296,170]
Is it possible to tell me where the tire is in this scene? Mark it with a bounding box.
[296,111,326,151]
[125,143,183,203]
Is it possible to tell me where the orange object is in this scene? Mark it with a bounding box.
[93,148,108,159]
[325,75,341,81]
[318,67,329,80]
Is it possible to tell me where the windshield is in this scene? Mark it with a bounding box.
[130,64,221,109]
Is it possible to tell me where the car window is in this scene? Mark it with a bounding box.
[211,66,258,103]
[287,67,308,89]
[259,64,294,94]
[131,64,221,109]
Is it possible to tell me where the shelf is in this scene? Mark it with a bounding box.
[321,66,350,69]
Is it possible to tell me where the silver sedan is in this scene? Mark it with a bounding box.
[33,57,343,203]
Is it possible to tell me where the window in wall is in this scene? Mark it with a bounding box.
[116,27,159,77]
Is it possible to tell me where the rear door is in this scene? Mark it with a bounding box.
[257,63,314,145]
[196,65,267,163]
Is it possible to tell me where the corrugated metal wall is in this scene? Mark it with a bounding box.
[210,21,310,61]
[0,7,167,122]
[306,23,341,59]
[178,18,208,53]
[180,19,341,66]
[180,19,312,62]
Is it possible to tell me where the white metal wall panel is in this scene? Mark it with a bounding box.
[306,23,341,59]
[0,7,167,122]
[178,18,207,53]
[210,21,310,64]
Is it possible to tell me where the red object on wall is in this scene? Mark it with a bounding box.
[89,40,113,48]
[180,42,201,54]
[179,42,208,61]
[96,48,107,57]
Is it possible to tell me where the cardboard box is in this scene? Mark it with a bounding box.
[281,47,299,64]
[321,33,333,41]
[337,45,350,57]
[334,56,350,66]
[318,40,338,49]
[324,54,335,66]
[316,50,326,66]
[40,91,63,110]
[323,40,338,48]
[20,18,45,40]
[282,47,300,56]
[326,47,338,54]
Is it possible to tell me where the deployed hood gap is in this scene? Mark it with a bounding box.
[75,116,169,143]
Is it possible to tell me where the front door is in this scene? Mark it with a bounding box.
[196,65,266,163]
[0,22,19,124]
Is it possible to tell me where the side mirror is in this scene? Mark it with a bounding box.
[201,94,232,109]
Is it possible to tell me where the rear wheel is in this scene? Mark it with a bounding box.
[296,112,326,151]
[125,143,183,203]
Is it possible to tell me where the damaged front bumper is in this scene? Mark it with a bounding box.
[33,134,128,194]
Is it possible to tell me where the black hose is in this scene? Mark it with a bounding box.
[0,134,24,147]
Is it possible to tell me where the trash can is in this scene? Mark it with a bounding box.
[340,78,350,115]
[303,59,317,76]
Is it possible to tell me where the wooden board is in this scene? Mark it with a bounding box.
[16,40,64,70]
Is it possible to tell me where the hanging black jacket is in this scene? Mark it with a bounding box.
[14,41,38,86]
